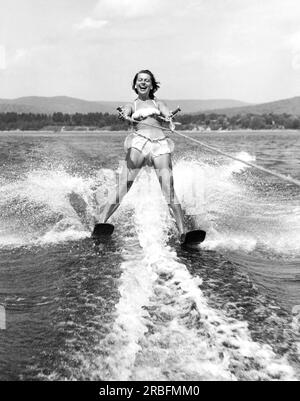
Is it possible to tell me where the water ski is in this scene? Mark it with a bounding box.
[92,223,114,239]
[180,230,206,249]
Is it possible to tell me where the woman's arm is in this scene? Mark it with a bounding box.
[156,99,172,119]
[122,103,133,119]
[156,100,181,131]
[117,103,134,121]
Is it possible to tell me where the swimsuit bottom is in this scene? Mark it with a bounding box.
[124,132,174,159]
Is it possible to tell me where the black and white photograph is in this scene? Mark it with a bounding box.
[0,0,299,382]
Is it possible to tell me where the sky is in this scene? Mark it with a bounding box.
[0,0,300,102]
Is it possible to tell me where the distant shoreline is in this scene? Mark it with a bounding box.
[1,129,299,134]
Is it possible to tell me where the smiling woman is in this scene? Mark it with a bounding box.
[97,69,190,242]
[132,69,160,99]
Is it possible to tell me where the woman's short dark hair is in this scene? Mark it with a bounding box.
[132,70,160,99]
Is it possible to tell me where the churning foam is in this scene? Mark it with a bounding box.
[96,167,297,381]
[174,154,300,257]
[1,152,298,257]
[0,168,113,247]
[1,157,298,379]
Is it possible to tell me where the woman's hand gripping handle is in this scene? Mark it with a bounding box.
[166,106,181,132]
[117,106,134,123]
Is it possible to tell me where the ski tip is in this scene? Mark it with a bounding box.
[92,223,114,239]
[180,230,206,247]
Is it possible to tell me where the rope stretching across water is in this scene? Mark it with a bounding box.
[133,119,300,188]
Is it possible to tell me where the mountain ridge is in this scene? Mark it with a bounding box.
[0,96,249,114]
[207,96,300,116]
[1,95,299,116]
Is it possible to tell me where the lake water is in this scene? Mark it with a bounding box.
[0,130,299,380]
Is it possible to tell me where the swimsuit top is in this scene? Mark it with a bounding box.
[132,99,161,120]
[132,99,165,140]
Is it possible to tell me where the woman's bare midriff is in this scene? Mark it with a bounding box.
[135,117,165,140]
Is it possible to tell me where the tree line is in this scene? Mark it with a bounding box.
[0,112,126,131]
[177,113,300,130]
[0,111,299,131]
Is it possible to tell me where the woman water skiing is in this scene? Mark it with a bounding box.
[97,69,186,240]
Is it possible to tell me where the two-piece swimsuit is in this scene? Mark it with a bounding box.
[124,99,174,160]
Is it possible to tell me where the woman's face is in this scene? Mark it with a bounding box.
[135,73,153,97]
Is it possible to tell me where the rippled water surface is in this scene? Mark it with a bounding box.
[0,130,299,380]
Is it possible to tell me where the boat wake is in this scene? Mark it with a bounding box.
[174,153,300,259]
[91,167,297,381]
[1,153,299,380]
[0,151,299,258]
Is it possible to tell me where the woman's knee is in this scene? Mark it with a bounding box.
[126,148,145,169]
[157,168,173,188]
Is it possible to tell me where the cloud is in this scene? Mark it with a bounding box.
[13,48,28,62]
[74,0,162,34]
[75,17,108,31]
[183,50,246,71]
[212,53,245,68]
[288,32,300,52]
[94,0,161,20]
[2,0,300,101]
[287,31,300,70]
[182,51,203,63]
[0,45,6,70]
[5,46,54,69]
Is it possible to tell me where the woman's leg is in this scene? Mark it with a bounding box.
[98,148,145,223]
[152,154,186,235]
